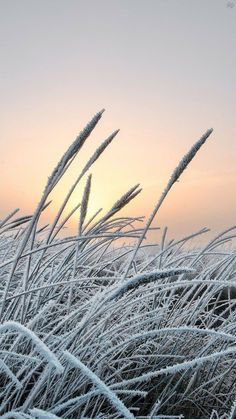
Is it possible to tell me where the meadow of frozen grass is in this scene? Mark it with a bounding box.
[1,111,236,418]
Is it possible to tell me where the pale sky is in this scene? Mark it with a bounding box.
[1,0,236,241]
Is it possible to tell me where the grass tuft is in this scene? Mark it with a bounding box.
[0,114,235,418]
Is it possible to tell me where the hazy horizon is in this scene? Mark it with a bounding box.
[1,0,236,241]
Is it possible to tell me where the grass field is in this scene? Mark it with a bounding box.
[1,111,236,418]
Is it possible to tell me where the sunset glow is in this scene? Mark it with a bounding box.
[1,0,236,241]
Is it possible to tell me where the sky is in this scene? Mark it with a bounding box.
[1,0,236,242]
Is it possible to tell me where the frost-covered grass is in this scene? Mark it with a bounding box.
[0,111,236,418]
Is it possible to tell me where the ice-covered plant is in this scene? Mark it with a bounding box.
[1,112,236,418]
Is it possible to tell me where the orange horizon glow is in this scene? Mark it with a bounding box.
[1,0,236,243]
